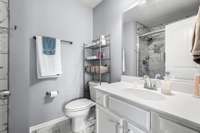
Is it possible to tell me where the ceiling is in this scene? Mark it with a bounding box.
[80,0,103,8]
[123,0,200,27]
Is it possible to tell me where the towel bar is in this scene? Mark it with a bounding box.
[33,36,73,45]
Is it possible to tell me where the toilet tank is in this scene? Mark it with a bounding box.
[89,81,108,101]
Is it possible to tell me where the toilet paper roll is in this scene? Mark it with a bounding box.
[46,91,59,98]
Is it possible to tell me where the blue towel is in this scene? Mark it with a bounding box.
[42,36,56,55]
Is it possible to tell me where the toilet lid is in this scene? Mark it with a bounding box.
[65,98,95,111]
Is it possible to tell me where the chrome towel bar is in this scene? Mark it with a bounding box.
[33,36,73,45]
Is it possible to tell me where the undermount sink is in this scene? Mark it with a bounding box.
[123,88,165,101]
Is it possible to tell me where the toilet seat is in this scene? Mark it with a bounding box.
[65,98,95,112]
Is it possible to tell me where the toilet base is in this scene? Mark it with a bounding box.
[72,125,95,133]
[71,115,88,133]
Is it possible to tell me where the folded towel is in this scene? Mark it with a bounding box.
[36,36,62,79]
[192,7,200,64]
[42,36,56,55]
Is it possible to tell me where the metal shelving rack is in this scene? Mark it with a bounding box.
[83,35,111,97]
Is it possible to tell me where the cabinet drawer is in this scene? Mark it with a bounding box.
[159,118,198,133]
[151,113,199,133]
[108,97,150,131]
[96,90,108,107]
[127,123,146,133]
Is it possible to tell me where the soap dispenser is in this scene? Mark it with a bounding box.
[161,72,172,95]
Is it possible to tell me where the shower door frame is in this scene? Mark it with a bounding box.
[7,0,10,132]
[0,0,10,132]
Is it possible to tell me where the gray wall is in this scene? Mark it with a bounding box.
[93,0,137,82]
[122,21,137,76]
[9,0,93,132]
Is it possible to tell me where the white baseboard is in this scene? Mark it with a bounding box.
[29,116,69,133]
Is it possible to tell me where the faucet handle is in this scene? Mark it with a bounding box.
[143,75,151,88]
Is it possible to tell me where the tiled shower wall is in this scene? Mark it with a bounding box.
[0,0,9,133]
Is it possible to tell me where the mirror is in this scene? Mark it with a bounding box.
[122,0,200,80]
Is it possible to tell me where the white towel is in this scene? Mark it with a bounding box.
[36,36,62,79]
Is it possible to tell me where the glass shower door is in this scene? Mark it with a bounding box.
[0,0,9,133]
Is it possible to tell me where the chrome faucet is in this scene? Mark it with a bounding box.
[144,74,161,90]
[144,75,153,89]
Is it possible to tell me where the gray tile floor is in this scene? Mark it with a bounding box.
[31,119,96,133]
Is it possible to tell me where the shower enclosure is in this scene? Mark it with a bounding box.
[137,23,165,78]
[0,0,9,133]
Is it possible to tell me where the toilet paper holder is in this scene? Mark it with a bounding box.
[46,90,59,98]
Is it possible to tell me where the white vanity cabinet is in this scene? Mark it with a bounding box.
[96,90,200,133]
[96,106,124,133]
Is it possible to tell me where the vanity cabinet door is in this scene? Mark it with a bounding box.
[151,113,198,133]
[96,106,124,133]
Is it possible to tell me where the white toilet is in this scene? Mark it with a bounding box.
[64,81,108,133]
[64,98,95,133]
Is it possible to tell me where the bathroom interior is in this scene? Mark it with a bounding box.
[1,0,200,133]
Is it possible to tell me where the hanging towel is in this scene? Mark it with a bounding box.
[192,7,200,64]
[36,35,62,79]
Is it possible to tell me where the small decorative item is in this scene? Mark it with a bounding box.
[161,72,172,95]
[194,74,200,98]
[97,51,104,59]
[161,80,172,95]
